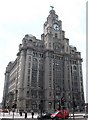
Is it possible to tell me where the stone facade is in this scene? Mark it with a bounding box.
[2,9,85,112]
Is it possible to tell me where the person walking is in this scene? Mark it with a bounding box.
[31,110,34,118]
[19,110,22,116]
[25,111,27,119]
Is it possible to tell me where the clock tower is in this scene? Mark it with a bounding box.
[42,7,64,112]
[43,7,63,51]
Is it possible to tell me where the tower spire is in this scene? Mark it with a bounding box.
[50,6,54,10]
[49,6,55,14]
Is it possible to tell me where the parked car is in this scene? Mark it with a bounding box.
[37,113,51,119]
[51,109,69,119]
[37,109,69,119]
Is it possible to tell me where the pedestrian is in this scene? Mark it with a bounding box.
[31,110,34,118]
[25,111,27,119]
[19,110,22,116]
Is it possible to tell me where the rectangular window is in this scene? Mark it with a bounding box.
[27,91,29,97]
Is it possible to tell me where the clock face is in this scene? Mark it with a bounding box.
[53,23,59,31]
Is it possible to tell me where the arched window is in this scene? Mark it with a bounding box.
[55,33,57,38]
[73,66,76,70]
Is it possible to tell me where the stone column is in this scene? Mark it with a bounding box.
[23,49,31,110]
[17,50,26,111]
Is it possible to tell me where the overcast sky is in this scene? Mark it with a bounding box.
[0,0,86,103]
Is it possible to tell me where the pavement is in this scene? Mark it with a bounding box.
[0,112,88,120]
[0,112,38,120]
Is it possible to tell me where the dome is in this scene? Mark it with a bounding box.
[28,34,34,37]
[25,34,34,38]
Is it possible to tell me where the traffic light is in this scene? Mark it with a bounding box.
[73,101,76,110]
[12,103,16,109]
[61,97,65,106]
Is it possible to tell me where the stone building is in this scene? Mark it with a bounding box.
[2,8,84,112]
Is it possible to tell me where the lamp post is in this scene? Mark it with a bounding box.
[12,104,15,120]
[71,89,75,120]
[54,86,61,110]
[12,101,16,120]
[39,100,43,120]
[85,104,87,120]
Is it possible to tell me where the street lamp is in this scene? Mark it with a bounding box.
[84,104,87,120]
[12,101,16,120]
[54,86,61,110]
[71,89,75,120]
[39,100,43,119]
